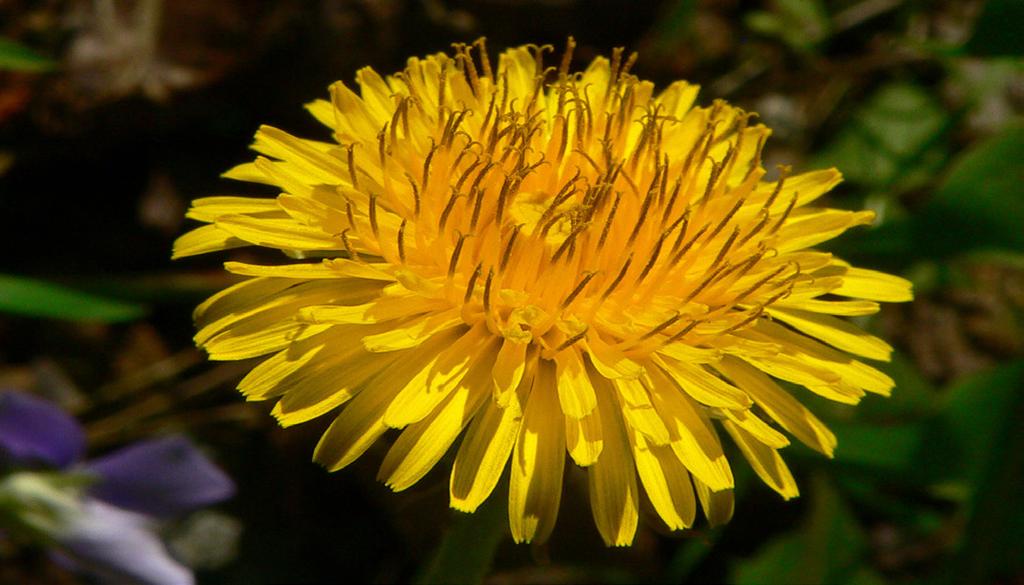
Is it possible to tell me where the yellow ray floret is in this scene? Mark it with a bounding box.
[175,38,912,546]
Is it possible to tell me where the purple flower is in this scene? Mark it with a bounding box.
[0,390,84,468]
[0,390,235,585]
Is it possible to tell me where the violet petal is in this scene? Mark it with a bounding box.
[86,435,234,517]
[59,498,194,585]
[0,390,85,468]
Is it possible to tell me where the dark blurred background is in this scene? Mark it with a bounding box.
[1,1,1022,583]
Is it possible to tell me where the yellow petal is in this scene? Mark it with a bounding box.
[754,320,895,396]
[238,337,326,401]
[773,298,880,316]
[654,357,752,410]
[172,224,248,259]
[648,383,733,491]
[493,337,528,408]
[584,334,643,379]
[612,377,671,445]
[312,333,458,471]
[253,125,348,184]
[587,385,640,547]
[185,196,281,222]
[193,277,292,326]
[508,370,565,544]
[299,296,448,325]
[221,161,272,184]
[303,98,334,129]
[767,307,893,361]
[693,478,734,527]
[215,215,342,251]
[450,396,523,512]
[720,407,790,449]
[378,377,490,491]
[774,209,875,253]
[225,260,354,280]
[722,420,799,499]
[630,431,696,531]
[203,319,327,361]
[565,405,604,467]
[757,168,842,210]
[272,350,400,427]
[715,356,836,456]
[361,309,463,352]
[383,326,487,428]
[831,265,914,302]
[554,348,597,418]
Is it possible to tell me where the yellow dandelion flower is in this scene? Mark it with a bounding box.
[174,39,913,546]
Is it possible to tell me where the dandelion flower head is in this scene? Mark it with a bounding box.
[174,39,912,546]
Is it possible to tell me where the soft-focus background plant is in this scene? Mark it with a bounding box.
[1,1,1021,583]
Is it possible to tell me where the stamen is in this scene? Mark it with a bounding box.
[454,158,483,194]
[736,209,770,247]
[556,327,588,351]
[495,175,516,224]
[602,254,633,299]
[345,200,357,232]
[368,195,380,239]
[705,195,745,242]
[763,166,791,210]
[708,226,740,272]
[404,173,422,217]
[421,140,438,196]
[635,232,667,285]
[469,187,486,230]
[499,225,522,273]
[378,124,389,169]
[464,263,482,303]
[596,192,622,251]
[341,230,361,262]
[560,271,597,310]
[438,188,462,232]
[719,306,766,336]
[664,319,701,344]
[768,194,798,235]
[437,65,448,128]
[619,51,638,80]
[448,232,467,278]
[626,183,657,247]
[640,311,682,340]
[474,38,493,79]
[483,268,495,313]
[682,261,732,304]
[397,219,407,263]
[346,144,359,189]
[669,223,708,265]
[559,36,576,79]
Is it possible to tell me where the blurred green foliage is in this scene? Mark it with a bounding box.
[0,274,147,322]
[0,37,54,72]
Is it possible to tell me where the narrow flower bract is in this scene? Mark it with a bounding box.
[174,39,912,546]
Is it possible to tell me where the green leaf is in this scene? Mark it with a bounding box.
[416,496,507,585]
[813,83,949,189]
[965,0,1024,56]
[946,360,1024,583]
[746,0,830,52]
[731,476,866,584]
[915,123,1024,256]
[854,352,939,420]
[939,360,1024,485]
[831,421,925,472]
[0,37,56,72]
[0,274,147,322]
